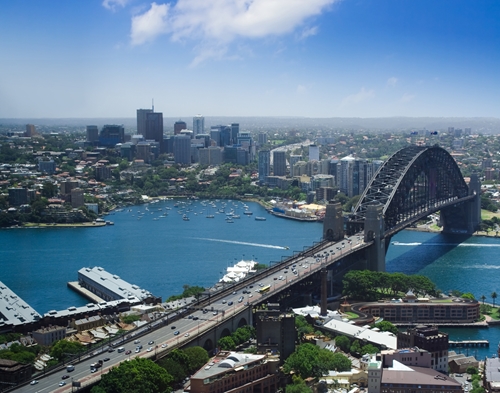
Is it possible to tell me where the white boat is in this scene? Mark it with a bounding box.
[255,217,266,221]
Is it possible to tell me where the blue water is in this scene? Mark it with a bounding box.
[0,199,323,313]
[1,203,499,358]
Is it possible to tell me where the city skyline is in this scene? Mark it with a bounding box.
[1,0,499,119]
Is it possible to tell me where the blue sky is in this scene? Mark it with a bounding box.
[1,0,499,119]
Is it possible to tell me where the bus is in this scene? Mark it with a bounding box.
[258,285,271,294]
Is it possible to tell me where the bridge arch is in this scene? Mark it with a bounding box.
[203,338,214,352]
[349,145,472,236]
[237,317,248,328]
[219,328,231,339]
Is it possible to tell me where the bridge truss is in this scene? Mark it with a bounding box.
[347,145,472,237]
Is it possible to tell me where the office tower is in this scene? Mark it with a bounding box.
[195,134,210,148]
[145,112,163,152]
[25,124,36,137]
[210,127,221,146]
[221,126,231,146]
[231,123,239,143]
[289,155,301,177]
[273,151,286,176]
[174,135,191,165]
[137,108,152,136]
[174,120,187,135]
[258,132,268,145]
[99,125,125,147]
[86,126,99,143]
[193,114,204,135]
[309,144,320,161]
[258,150,270,183]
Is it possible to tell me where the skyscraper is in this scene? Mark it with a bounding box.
[174,120,187,135]
[25,124,36,137]
[193,115,204,135]
[145,112,164,151]
[86,125,99,143]
[137,108,152,136]
[258,150,270,183]
[231,123,239,144]
[174,135,191,165]
[273,151,286,176]
[309,144,320,161]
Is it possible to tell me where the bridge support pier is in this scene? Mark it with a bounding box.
[320,268,327,316]
[364,204,386,272]
[323,201,344,241]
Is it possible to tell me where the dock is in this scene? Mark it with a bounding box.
[67,281,105,303]
[449,340,489,348]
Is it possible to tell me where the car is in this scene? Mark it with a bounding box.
[161,343,168,348]
[103,357,110,362]
[108,348,115,352]
[134,339,140,344]
[249,285,253,288]
[59,381,67,386]
[184,333,190,337]
[147,347,153,352]
[232,291,237,295]
[193,316,198,320]
[202,309,208,314]
[91,368,97,373]
[135,348,140,353]
[62,375,70,380]
[273,277,277,280]
[238,296,244,302]
[249,294,253,298]
[174,331,180,335]
[222,299,227,304]
[213,311,218,315]
[244,302,249,306]
[148,340,154,345]
[228,301,233,306]
[259,283,263,287]
[188,315,193,319]
[30,380,38,385]
[171,326,176,329]
[125,350,132,355]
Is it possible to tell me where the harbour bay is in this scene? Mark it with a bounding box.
[1,199,500,358]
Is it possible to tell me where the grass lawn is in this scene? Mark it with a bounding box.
[344,312,359,319]
[481,209,500,220]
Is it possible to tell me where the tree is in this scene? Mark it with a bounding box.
[462,292,476,300]
[91,358,173,393]
[218,336,236,351]
[361,344,379,355]
[374,321,398,335]
[492,292,498,307]
[50,339,84,362]
[481,294,487,305]
[183,346,209,374]
[334,335,350,353]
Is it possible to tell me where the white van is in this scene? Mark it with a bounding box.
[117,347,125,353]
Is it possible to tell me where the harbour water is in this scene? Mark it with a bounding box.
[1,200,499,358]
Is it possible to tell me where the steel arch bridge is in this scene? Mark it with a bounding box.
[346,145,479,239]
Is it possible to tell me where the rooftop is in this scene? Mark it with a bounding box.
[0,281,41,327]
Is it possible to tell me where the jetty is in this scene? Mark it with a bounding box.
[449,340,489,348]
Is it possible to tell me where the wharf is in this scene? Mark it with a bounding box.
[67,281,105,303]
[449,340,489,348]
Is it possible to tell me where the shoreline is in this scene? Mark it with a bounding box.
[6,222,107,229]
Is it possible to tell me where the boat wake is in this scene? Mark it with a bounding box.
[392,242,500,247]
[192,237,288,250]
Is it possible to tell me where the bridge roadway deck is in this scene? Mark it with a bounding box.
[13,235,371,393]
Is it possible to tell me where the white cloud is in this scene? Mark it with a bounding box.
[341,87,375,107]
[130,0,337,62]
[102,0,128,12]
[299,26,318,40]
[387,77,398,87]
[130,3,170,46]
[401,93,415,103]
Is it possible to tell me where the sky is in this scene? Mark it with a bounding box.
[1,0,499,119]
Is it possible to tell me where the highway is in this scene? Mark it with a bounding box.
[14,234,367,393]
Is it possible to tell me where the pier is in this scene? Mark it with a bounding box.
[449,340,489,348]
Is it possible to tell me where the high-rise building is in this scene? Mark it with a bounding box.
[210,128,221,146]
[309,144,320,161]
[8,188,28,206]
[289,155,302,177]
[273,151,286,176]
[193,115,204,135]
[258,150,270,183]
[174,120,187,135]
[258,132,268,145]
[145,112,163,151]
[99,125,125,147]
[25,124,36,137]
[174,135,191,165]
[137,109,152,136]
[230,123,239,144]
[86,126,99,143]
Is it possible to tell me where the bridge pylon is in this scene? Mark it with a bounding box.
[364,204,386,272]
[323,201,344,241]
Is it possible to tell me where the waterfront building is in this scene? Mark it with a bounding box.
[193,114,204,135]
[189,351,280,393]
[484,357,500,393]
[256,304,295,364]
[137,108,152,136]
[86,125,99,143]
[0,281,41,329]
[174,120,187,135]
[77,267,158,304]
[32,325,67,346]
[397,325,448,374]
[174,135,192,165]
[273,151,286,176]
[316,186,336,202]
[70,188,84,208]
[8,187,28,206]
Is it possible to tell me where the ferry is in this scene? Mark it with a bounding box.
[255,217,266,221]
